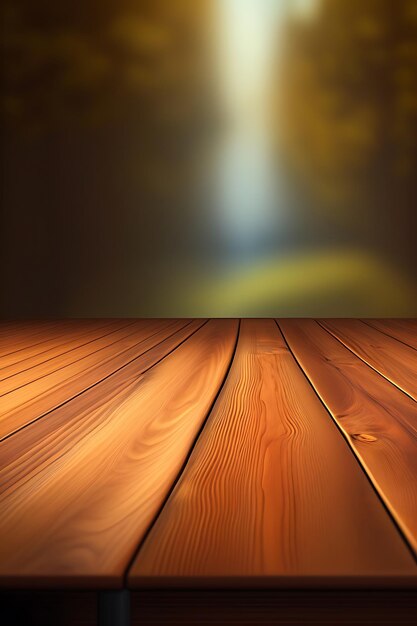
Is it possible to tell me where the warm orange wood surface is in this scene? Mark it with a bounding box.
[0,319,417,590]
[320,319,417,400]
[0,320,138,392]
[279,319,417,557]
[129,319,416,587]
[0,321,83,358]
[0,320,238,587]
[0,319,187,440]
[0,319,124,377]
[365,319,417,351]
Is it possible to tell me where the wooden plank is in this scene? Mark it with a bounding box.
[0,319,157,395]
[0,320,131,380]
[364,319,417,352]
[0,319,184,440]
[128,319,416,588]
[0,320,61,337]
[0,321,79,358]
[0,319,121,374]
[0,322,205,480]
[0,319,238,587]
[319,319,417,401]
[279,319,417,558]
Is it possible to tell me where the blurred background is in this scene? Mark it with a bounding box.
[1,0,417,317]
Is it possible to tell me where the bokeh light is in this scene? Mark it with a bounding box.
[1,0,417,316]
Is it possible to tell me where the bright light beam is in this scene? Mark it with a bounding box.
[213,0,284,256]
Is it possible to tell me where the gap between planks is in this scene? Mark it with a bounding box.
[317,320,417,403]
[0,320,200,442]
[0,320,238,587]
[122,320,241,587]
[128,319,417,586]
[277,319,417,561]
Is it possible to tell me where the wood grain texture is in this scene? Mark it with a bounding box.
[129,319,416,588]
[0,320,64,338]
[364,319,417,351]
[320,319,417,401]
[0,320,156,395]
[0,319,238,587]
[0,319,121,375]
[0,321,80,358]
[279,319,417,558]
[0,322,204,478]
[0,319,185,440]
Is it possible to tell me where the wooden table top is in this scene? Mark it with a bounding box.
[1,319,417,589]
